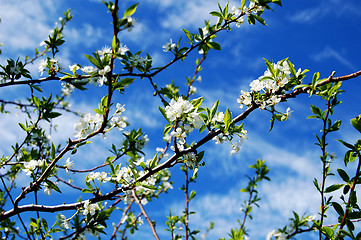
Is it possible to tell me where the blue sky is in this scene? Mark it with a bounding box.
[1,0,361,239]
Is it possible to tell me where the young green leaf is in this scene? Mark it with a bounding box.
[124,3,139,17]
[224,108,232,132]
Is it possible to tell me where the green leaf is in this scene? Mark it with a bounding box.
[272,0,282,7]
[210,100,220,119]
[325,184,344,193]
[207,42,221,50]
[18,123,28,132]
[253,14,267,25]
[224,108,232,132]
[148,152,158,169]
[141,184,158,191]
[337,140,355,150]
[182,29,193,43]
[332,202,344,216]
[189,190,196,201]
[82,189,94,194]
[94,108,104,115]
[124,3,139,17]
[45,180,62,193]
[190,97,203,108]
[46,111,62,119]
[159,106,170,123]
[350,115,361,134]
[84,54,102,69]
[350,191,357,207]
[51,143,56,160]
[337,168,349,182]
[209,11,223,18]
[310,104,322,118]
[264,58,275,78]
[241,0,246,8]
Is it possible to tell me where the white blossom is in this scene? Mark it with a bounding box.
[281,107,292,121]
[65,158,73,174]
[266,95,281,106]
[170,128,187,145]
[69,64,80,72]
[97,172,111,183]
[250,79,264,92]
[165,97,194,122]
[118,44,129,55]
[163,134,172,143]
[61,82,75,96]
[44,182,53,196]
[87,172,100,182]
[97,65,111,87]
[23,160,43,175]
[162,39,176,52]
[211,112,224,124]
[39,59,47,75]
[97,45,112,56]
[237,90,252,109]
[81,65,96,74]
[82,200,99,216]
[60,214,71,229]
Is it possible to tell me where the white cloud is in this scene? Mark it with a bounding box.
[0,0,60,53]
[312,46,356,71]
[64,23,106,49]
[289,1,361,23]
[144,0,239,30]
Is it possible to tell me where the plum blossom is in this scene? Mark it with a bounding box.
[61,82,74,96]
[111,115,127,130]
[97,172,111,183]
[23,159,44,175]
[97,65,111,86]
[60,214,71,229]
[266,230,287,240]
[163,133,172,143]
[39,59,47,75]
[211,112,224,124]
[81,65,96,74]
[188,111,203,129]
[266,95,281,106]
[250,79,264,92]
[170,128,187,145]
[162,39,176,52]
[213,134,227,144]
[44,182,53,196]
[237,90,252,109]
[97,45,112,56]
[129,55,150,66]
[118,44,129,55]
[69,64,80,72]
[183,152,197,167]
[65,158,73,174]
[281,107,292,121]
[82,200,99,216]
[73,113,103,138]
[165,97,194,122]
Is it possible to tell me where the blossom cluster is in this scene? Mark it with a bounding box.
[165,97,203,151]
[22,159,45,175]
[231,0,265,27]
[237,59,301,110]
[73,103,126,139]
[266,215,315,240]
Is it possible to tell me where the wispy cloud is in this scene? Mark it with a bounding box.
[143,0,238,30]
[289,1,361,23]
[312,46,356,71]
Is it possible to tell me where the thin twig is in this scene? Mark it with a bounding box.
[132,189,160,240]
